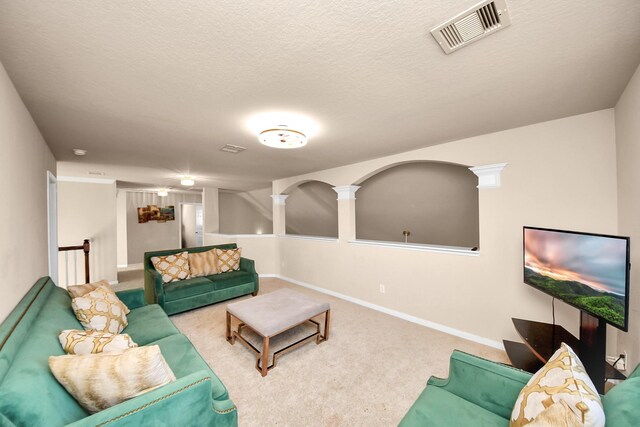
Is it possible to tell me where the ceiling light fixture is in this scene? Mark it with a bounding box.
[181,176,195,186]
[259,125,307,149]
[72,148,87,156]
[157,189,169,197]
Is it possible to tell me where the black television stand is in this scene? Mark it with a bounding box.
[504,315,625,394]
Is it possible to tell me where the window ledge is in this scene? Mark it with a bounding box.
[206,233,275,238]
[348,239,480,256]
[280,234,339,242]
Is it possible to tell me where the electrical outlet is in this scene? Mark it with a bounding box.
[617,352,628,371]
[379,284,386,294]
[607,352,627,371]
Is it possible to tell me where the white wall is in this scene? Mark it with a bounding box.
[0,61,57,322]
[270,110,619,348]
[615,63,640,369]
[116,190,128,266]
[57,180,118,285]
[126,191,201,264]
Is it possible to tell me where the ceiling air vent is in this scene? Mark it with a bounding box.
[220,144,247,154]
[430,0,511,54]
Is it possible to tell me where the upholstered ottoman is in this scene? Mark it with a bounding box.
[225,288,330,376]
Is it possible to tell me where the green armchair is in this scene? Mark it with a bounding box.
[400,350,640,426]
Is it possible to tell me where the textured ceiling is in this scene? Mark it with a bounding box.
[1,1,639,190]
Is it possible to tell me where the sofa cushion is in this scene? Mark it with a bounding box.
[215,248,242,273]
[188,249,219,277]
[123,305,180,345]
[151,251,191,284]
[49,345,176,413]
[151,334,229,400]
[510,343,604,427]
[164,277,215,302]
[207,270,254,290]
[399,385,509,426]
[71,285,129,333]
[59,330,137,355]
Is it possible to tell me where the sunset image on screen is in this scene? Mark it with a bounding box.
[524,228,627,327]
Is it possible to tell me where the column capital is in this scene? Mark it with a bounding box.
[271,194,289,205]
[469,163,507,189]
[332,185,361,200]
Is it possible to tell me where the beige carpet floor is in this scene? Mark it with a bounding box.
[115,271,508,426]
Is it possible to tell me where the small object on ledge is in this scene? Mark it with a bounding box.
[402,230,411,243]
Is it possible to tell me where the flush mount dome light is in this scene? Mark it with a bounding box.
[259,126,307,149]
[157,189,169,197]
[181,176,195,186]
[72,148,87,156]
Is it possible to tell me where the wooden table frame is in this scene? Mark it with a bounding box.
[226,309,330,377]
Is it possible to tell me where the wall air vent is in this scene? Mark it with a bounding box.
[430,0,511,54]
[220,144,247,154]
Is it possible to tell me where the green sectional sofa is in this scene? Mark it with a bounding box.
[144,243,259,316]
[0,277,237,427]
[399,350,640,426]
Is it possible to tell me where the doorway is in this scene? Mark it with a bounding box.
[46,171,58,284]
[180,203,203,248]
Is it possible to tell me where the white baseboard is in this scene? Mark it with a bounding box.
[275,274,504,351]
[259,274,278,278]
[108,280,119,285]
[117,264,128,269]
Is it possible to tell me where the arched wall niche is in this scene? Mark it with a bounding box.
[352,160,473,187]
[284,180,338,238]
[355,161,479,247]
[280,178,337,196]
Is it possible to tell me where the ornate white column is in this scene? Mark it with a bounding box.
[333,186,360,242]
[469,163,507,189]
[271,194,288,235]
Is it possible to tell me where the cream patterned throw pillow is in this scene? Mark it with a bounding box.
[188,249,219,277]
[71,285,128,334]
[528,400,582,427]
[59,330,137,355]
[49,345,176,413]
[68,280,130,314]
[151,251,191,284]
[510,343,605,427]
[215,248,242,273]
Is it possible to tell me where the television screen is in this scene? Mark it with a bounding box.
[523,227,630,331]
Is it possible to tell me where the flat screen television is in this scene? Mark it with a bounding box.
[523,226,630,331]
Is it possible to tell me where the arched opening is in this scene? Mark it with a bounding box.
[355,161,479,247]
[285,181,338,238]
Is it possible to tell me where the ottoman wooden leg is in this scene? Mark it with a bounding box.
[226,311,232,343]
[324,309,331,341]
[261,336,270,377]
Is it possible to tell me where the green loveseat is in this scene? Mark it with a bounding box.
[144,243,259,316]
[400,350,640,426]
[0,277,238,427]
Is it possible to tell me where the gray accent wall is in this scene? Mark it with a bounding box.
[219,188,273,235]
[355,162,479,247]
[125,191,201,264]
[285,181,338,238]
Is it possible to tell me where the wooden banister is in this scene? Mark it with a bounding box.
[58,239,90,284]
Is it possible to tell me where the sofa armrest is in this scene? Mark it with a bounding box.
[427,350,531,419]
[144,266,164,306]
[68,372,237,427]
[115,288,146,310]
[239,257,256,274]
